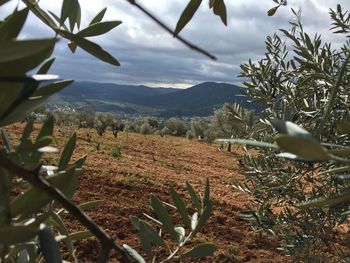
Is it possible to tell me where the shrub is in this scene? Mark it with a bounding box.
[140,122,152,135]
[94,112,114,136]
[186,130,195,140]
[191,117,210,138]
[165,118,188,136]
[109,147,122,158]
[223,6,350,261]
[77,110,95,128]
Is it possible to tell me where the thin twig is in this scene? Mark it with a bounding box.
[0,152,133,263]
[125,0,217,60]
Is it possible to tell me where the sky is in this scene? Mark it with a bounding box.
[7,0,350,88]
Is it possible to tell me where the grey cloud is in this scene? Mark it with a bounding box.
[20,0,350,88]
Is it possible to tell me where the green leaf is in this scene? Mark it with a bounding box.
[79,200,103,211]
[33,80,74,97]
[38,225,62,263]
[203,178,210,206]
[212,0,227,25]
[58,132,77,171]
[122,244,146,263]
[68,41,77,53]
[8,167,76,219]
[48,11,69,31]
[130,216,140,231]
[21,118,34,143]
[0,39,56,76]
[329,148,350,157]
[0,8,29,41]
[271,119,311,137]
[267,6,279,16]
[37,115,54,141]
[30,117,54,163]
[37,58,56,74]
[17,135,53,153]
[186,182,201,210]
[298,191,350,209]
[57,29,120,66]
[180,243,217,258]
[61,0,81,31]
[0,225,38,245]
[138,222,152,258]
[77,21,122,38]
[139,220,167,249]
[48,211,74,255]
[150,195,178,241]
[275,134,330,161]
[174,0,202,36]
[170,186,191,228]
[89,8,107,25]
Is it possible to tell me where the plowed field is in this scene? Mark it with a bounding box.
[8,124,288,262]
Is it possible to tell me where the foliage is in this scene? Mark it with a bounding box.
[229,6,350,260]
[212,103,258,139]
[186,130,195,140]
[190,117,210,138]
[124,179,217,262]
[140,122,152,135]
[164,118,188,137]
[94,112,114,136]
[111,117,125,138]
[77,109,95,129]
[109,146,122,158]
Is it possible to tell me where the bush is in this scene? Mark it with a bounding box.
[109,147,122,158]
[186,130,195,140]
[191,117,210,138]
[227,6,350,261]
[140,122,152,135]
[165,118,188,136]
[77,110,95,128]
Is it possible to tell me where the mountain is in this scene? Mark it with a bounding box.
[51,81,257,117]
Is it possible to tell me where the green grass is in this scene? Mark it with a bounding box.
[109,147,122,158]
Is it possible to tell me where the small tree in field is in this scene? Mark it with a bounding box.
[94,112,113,136]
[77,109,95,129]
[165,118,188,136]
[111,117,125,138]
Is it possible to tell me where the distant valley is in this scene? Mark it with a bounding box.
[50,81,257,117]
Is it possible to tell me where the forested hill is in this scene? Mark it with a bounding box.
[52,81,257,117]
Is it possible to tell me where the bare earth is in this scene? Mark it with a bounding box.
[9,124,289,262]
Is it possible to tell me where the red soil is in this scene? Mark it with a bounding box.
[7,124,289,262]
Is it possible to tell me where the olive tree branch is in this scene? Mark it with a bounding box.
[0,151,134,263]
[125,0,217,60]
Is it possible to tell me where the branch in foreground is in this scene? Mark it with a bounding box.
[0,152,133,263]
[126,0,217,60]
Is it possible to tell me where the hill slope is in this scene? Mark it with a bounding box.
[52,81,256,116]
[7,124,288,262]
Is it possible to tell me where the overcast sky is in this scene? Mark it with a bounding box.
[9,0,350,88]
